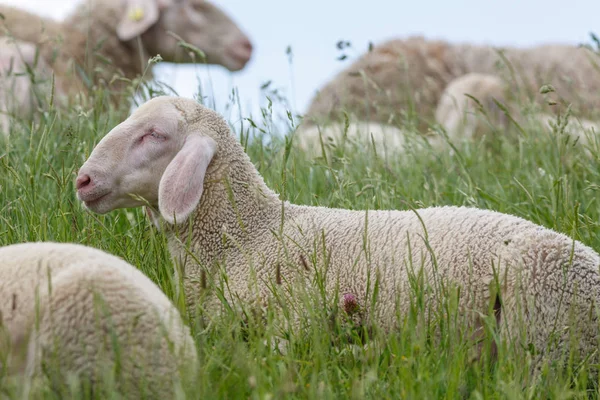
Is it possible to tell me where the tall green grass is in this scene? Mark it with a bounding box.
[2,58,600,398]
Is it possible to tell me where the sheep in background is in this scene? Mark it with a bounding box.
[0,0,253,124]
[0,37,51,137]
[300,36,600,142]
[301,37,456,132]
[76,96,600,367]
[295,72,510,158]
[435,72,600,149]
[0,241,197,398]
[434,72,509,141]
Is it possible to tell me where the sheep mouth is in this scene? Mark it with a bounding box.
[79,191,111,209]
[225,49,251,71]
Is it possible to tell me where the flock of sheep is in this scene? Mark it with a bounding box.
[2,0,600,397]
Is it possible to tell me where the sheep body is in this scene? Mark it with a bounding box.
[436,72,600,148]
[0,5,87,103]
[0,0,253,127]
[76,96,600,365]
[0,241,196,398]
[0,37,52,136]
[302,36,600,132]
[435,72,509,140]
[302,37,456,131]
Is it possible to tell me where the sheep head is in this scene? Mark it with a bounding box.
[76,96,222,225]
[117,0,253,71]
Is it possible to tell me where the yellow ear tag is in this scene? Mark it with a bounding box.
[128,6,144,22]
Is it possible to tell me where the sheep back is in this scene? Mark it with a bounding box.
[0,242,196,398]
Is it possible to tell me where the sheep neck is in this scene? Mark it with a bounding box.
[165,140,285,290]
[64,0,150,90]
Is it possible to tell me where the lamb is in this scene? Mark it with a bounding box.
[0,37,51,136]
[434,72,510,141]
[75,96,600,366]
[300,36,600,140]
[301,37,456,132]
[295,73,511,158]
[436,72,600,147]
[0,0,253,114]
[0,241,197,398]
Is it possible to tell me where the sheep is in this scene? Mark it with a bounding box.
[0,0,253,112]
[435,72,600,149]
[295,72,509,157]
[75,96,600,366]
[434,72,510,141]
[300,36,600,139]
[301,37,456,132]
[0,241,197,398]
[0,37,51,137]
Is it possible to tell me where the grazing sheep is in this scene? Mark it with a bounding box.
[295,72,509,156]
[435,72,509,141]
[301,36,600,137]
[76,96,600,366]
[0,241,197,398]
[0,37,51,137]
[0,0,253,109]
[302,37,456,132]
[436,72,600,148]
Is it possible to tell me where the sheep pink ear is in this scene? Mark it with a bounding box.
[116,0,161,41]
[158,135,217,224]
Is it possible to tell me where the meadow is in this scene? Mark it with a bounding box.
[2,63,600,399]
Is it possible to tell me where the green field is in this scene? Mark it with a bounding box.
[2,73,600,399]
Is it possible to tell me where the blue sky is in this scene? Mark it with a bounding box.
[3,0,600,122]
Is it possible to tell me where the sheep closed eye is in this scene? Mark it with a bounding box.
[140,130,166,143]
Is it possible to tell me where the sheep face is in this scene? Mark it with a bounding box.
[118,0,253,72]
[76,97,218,225]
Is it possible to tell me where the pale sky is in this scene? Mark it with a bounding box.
[3,0,600,123]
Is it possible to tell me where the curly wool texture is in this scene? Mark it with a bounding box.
[77,97,600,365]
[0,242,196,398]
[302,36,600,131]
[161,98,600,363]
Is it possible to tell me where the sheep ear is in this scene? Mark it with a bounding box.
[116,0,161,41]
[158,135,217,225]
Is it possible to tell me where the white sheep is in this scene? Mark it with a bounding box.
[75,96,600,366]
[0,0,253,128]
[300,36,600,143]
[0,37,51,137]
[294,72,508,156]
[434,72,509,141]
[435,72,600,148]
[0,241,197,398]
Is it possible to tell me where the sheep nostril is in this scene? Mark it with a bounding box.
[242,39,253,53]
[76,174,91,190]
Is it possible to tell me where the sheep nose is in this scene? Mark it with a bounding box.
[76,174,91,190]
[241,38,253,54]
[232,37,253,60]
